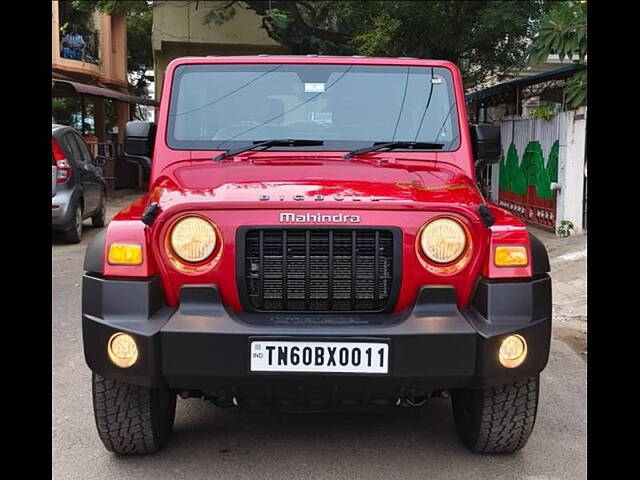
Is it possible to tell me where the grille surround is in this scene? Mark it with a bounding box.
[236,226,402,314]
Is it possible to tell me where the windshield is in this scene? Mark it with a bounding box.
[167,64,461,152]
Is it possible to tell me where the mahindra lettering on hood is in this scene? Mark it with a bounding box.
[82,56,552,456]
[279,212,361,223]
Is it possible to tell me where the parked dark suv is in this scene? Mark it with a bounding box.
[52,124,107,243]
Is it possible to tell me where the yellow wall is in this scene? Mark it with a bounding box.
[152,0,289,99]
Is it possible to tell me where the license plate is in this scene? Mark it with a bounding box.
[249,340,389,374]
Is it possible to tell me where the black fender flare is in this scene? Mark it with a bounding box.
[84,229,106,274]
[528,233,550,275]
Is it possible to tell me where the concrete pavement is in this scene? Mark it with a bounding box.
[528,226,587,320]
[52,193,586,479]
[528,226,587,358]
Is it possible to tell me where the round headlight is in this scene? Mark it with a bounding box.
[170,216,217,263]
[419,218,467,264]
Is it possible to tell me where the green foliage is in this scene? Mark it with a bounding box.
[527,1,587,109]
[72,1,150,16]
[527,1,586,64]
[564,65,587,109]
[529,104,556,121]
[51,97,104,134]
[266,8,292,31]
[557,220,575,237]
[202,2,239,25]
[352,12,401,57]
[60,2,95,29]
[125,7,153,97]
[208,1,547,90]
[52,97,82,127]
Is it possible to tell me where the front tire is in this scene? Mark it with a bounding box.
[92,373,177,455]
[62,204,83,244]
[451,375,539,453]
[92,194,106,228]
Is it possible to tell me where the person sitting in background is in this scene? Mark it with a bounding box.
[61,25,86,61]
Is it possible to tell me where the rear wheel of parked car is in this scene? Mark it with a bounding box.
[63,204,83,244]
[92,193,106,228]
[92,373,176,455]
[451,375,539,454]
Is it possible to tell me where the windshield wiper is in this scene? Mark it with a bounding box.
[342,141,445,159]
[213,139,324,162]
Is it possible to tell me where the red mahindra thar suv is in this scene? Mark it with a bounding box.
[82,56,551,455]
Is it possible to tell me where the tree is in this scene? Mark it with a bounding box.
[527,0,587,109]
[124,7,153,98]
[52,97,83,128]
[203,1,547,90]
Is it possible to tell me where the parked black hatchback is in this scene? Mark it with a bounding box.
[52,124,107,243]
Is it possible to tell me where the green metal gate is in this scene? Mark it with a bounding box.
[497,115,565,229]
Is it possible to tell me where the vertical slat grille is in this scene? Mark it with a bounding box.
[244,228,394,312]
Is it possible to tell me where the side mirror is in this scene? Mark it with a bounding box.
[124,121,156,170]
[470,124,501,171]
[93,155,107,167]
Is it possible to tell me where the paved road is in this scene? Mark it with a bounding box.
[53,197,586,480]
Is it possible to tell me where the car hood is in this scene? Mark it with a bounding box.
[151,157,484,213]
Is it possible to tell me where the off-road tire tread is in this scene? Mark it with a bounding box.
[92,373,176,455]
[453,375,539,454]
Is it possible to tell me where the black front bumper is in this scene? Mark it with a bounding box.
[82,272,551,403]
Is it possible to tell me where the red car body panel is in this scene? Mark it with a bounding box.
[103,56,531,312]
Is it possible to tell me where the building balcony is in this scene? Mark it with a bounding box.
[52,0,128,89]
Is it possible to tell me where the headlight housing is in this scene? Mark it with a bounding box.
[169,216,218,263]
[419,217,467,264]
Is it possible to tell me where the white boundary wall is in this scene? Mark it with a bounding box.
[555,107,587,234]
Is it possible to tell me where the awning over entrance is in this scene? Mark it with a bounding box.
[52,79,158,106]
[465,64,580,108]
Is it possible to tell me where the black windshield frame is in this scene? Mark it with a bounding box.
[166,63,462,152]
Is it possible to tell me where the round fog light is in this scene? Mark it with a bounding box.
[107,333,138,368]
[498,334,527,368]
